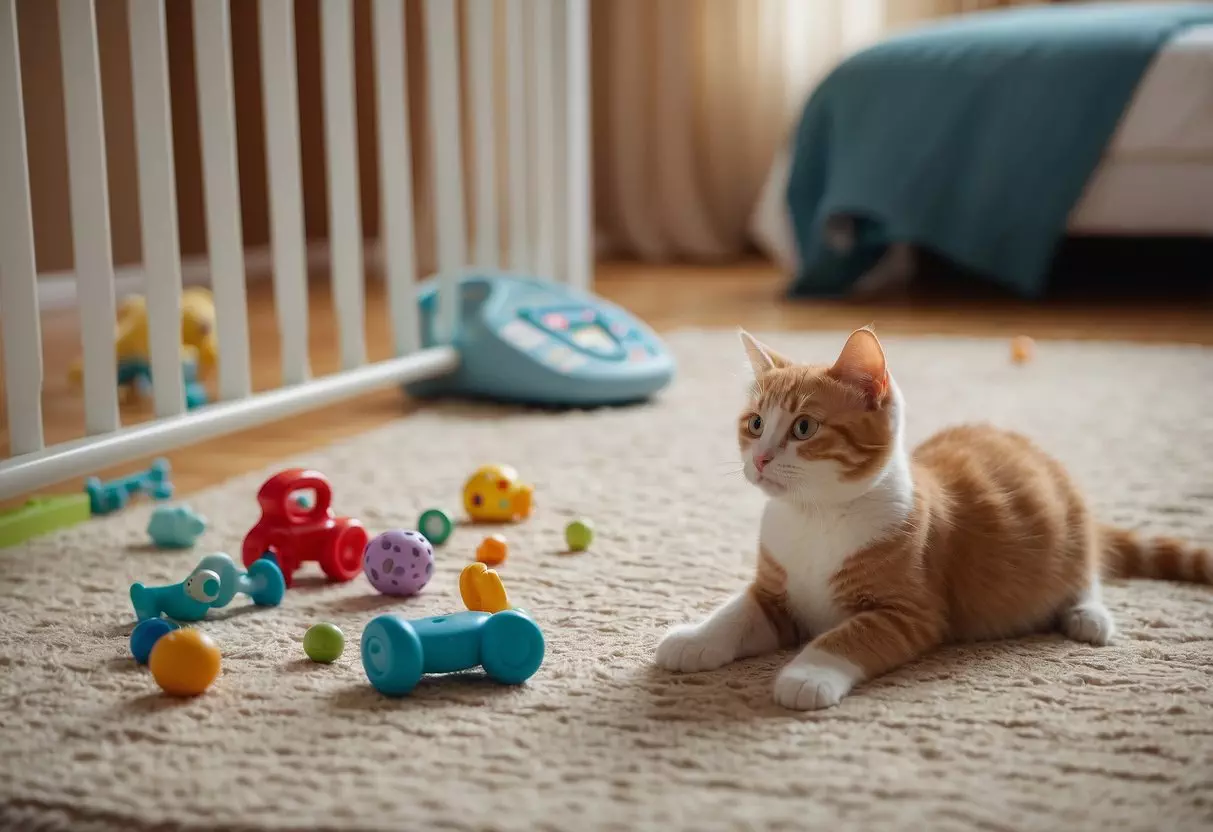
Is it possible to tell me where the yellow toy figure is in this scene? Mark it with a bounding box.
[180,287,219,375]
[463,464,534,523]
[459,563,510,613]
[68,287,218,408]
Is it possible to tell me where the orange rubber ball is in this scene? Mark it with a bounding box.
[148,628,221,696]
[1010,335,1035,365]
[476,534,509,566]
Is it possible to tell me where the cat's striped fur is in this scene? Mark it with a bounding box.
[654,327,1211,710]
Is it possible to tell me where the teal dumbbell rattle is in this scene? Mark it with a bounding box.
[361,609,544,697]
[130,552,286,622]
[361,562,544,696]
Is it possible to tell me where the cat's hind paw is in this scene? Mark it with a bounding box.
[654,625,735,673]
[1062,602,1116,646]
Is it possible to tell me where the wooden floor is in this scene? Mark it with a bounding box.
[4,259,1212,507]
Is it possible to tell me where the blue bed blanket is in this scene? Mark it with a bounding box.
[784,2,1213,299]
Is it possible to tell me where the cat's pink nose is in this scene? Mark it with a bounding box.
[754,452,773,472]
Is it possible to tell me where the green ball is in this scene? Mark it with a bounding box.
[303,622,345,663]
[565,518,594,552]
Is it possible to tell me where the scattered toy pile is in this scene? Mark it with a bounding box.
[119,462,583,700]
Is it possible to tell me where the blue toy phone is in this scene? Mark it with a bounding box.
[404,271,675,407]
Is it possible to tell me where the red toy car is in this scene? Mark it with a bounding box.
[242,469,368,587]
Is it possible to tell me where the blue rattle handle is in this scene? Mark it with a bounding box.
[244,559,287,607]
[233,571,255,597]
[413,611,490,674]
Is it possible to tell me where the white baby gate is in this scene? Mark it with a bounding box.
[0,0,592,501]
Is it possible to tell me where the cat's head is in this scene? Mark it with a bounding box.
[737,327,903,505]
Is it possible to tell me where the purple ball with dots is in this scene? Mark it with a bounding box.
[363,529,435,596]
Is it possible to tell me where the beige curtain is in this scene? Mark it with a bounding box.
[590,0,1050,263]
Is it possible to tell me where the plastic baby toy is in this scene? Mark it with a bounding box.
[459,562,511,613]
[146,505,207,548]
[359,563,542,697]
[85,458,173,515]
[242,468,369,587]
[363,529,434,596]
[130,616,179,664]
[462,464,534,523]
[118,353,209,410]
[130,552,286,622]
[68,288,218,405]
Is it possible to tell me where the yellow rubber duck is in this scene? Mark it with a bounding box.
[463,464,534,523]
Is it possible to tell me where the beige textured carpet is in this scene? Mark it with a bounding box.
[2,330,1212,832]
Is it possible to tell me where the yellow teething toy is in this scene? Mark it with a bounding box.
[180,287,219,375]
[460,563,510,613]
[68,287,219,384]
[462,464,534,523]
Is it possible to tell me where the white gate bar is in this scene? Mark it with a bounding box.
[129,0,186,418]
[371,0,419,356]
[59,0,119,434]
[423,0,466,342]
[531,0,556,279]
[468,0,498,268]
[259,0,310,385]
[193,0,252,401]
[0,0,44,455]
[564,0,592,290]
[0,346,459,500]
[505,0,530,271]
[550,0,567,283]
[320,0,366,370]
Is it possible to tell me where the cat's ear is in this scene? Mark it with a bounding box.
[739,329,791,375]
[829,326,889,406]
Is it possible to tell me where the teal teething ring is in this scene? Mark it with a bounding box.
[417,508,454,545]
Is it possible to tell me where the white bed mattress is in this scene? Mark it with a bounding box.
[1069,24,1213,234]
[750,24,1213,273]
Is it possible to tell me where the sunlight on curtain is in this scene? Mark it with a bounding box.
[592,0,1048,264]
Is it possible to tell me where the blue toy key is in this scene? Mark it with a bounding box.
[85,458,174,516]
[404,271,675,407]
[130,552,286,622]
[361,609,545,697]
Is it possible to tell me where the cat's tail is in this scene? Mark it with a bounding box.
[1100,525,1212,584]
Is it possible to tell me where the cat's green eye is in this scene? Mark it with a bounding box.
[791,416,818,440]
[746,414,763,437]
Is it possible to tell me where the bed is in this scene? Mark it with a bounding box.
[750,14,1213,294]
[1068,23,1213,236]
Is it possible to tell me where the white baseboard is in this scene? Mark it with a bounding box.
[37,239,386,311]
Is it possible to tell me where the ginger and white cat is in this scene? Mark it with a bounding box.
[655,327,1212,711]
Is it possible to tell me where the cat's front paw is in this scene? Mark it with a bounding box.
[773,649,862,711]
[655,624,735,673]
